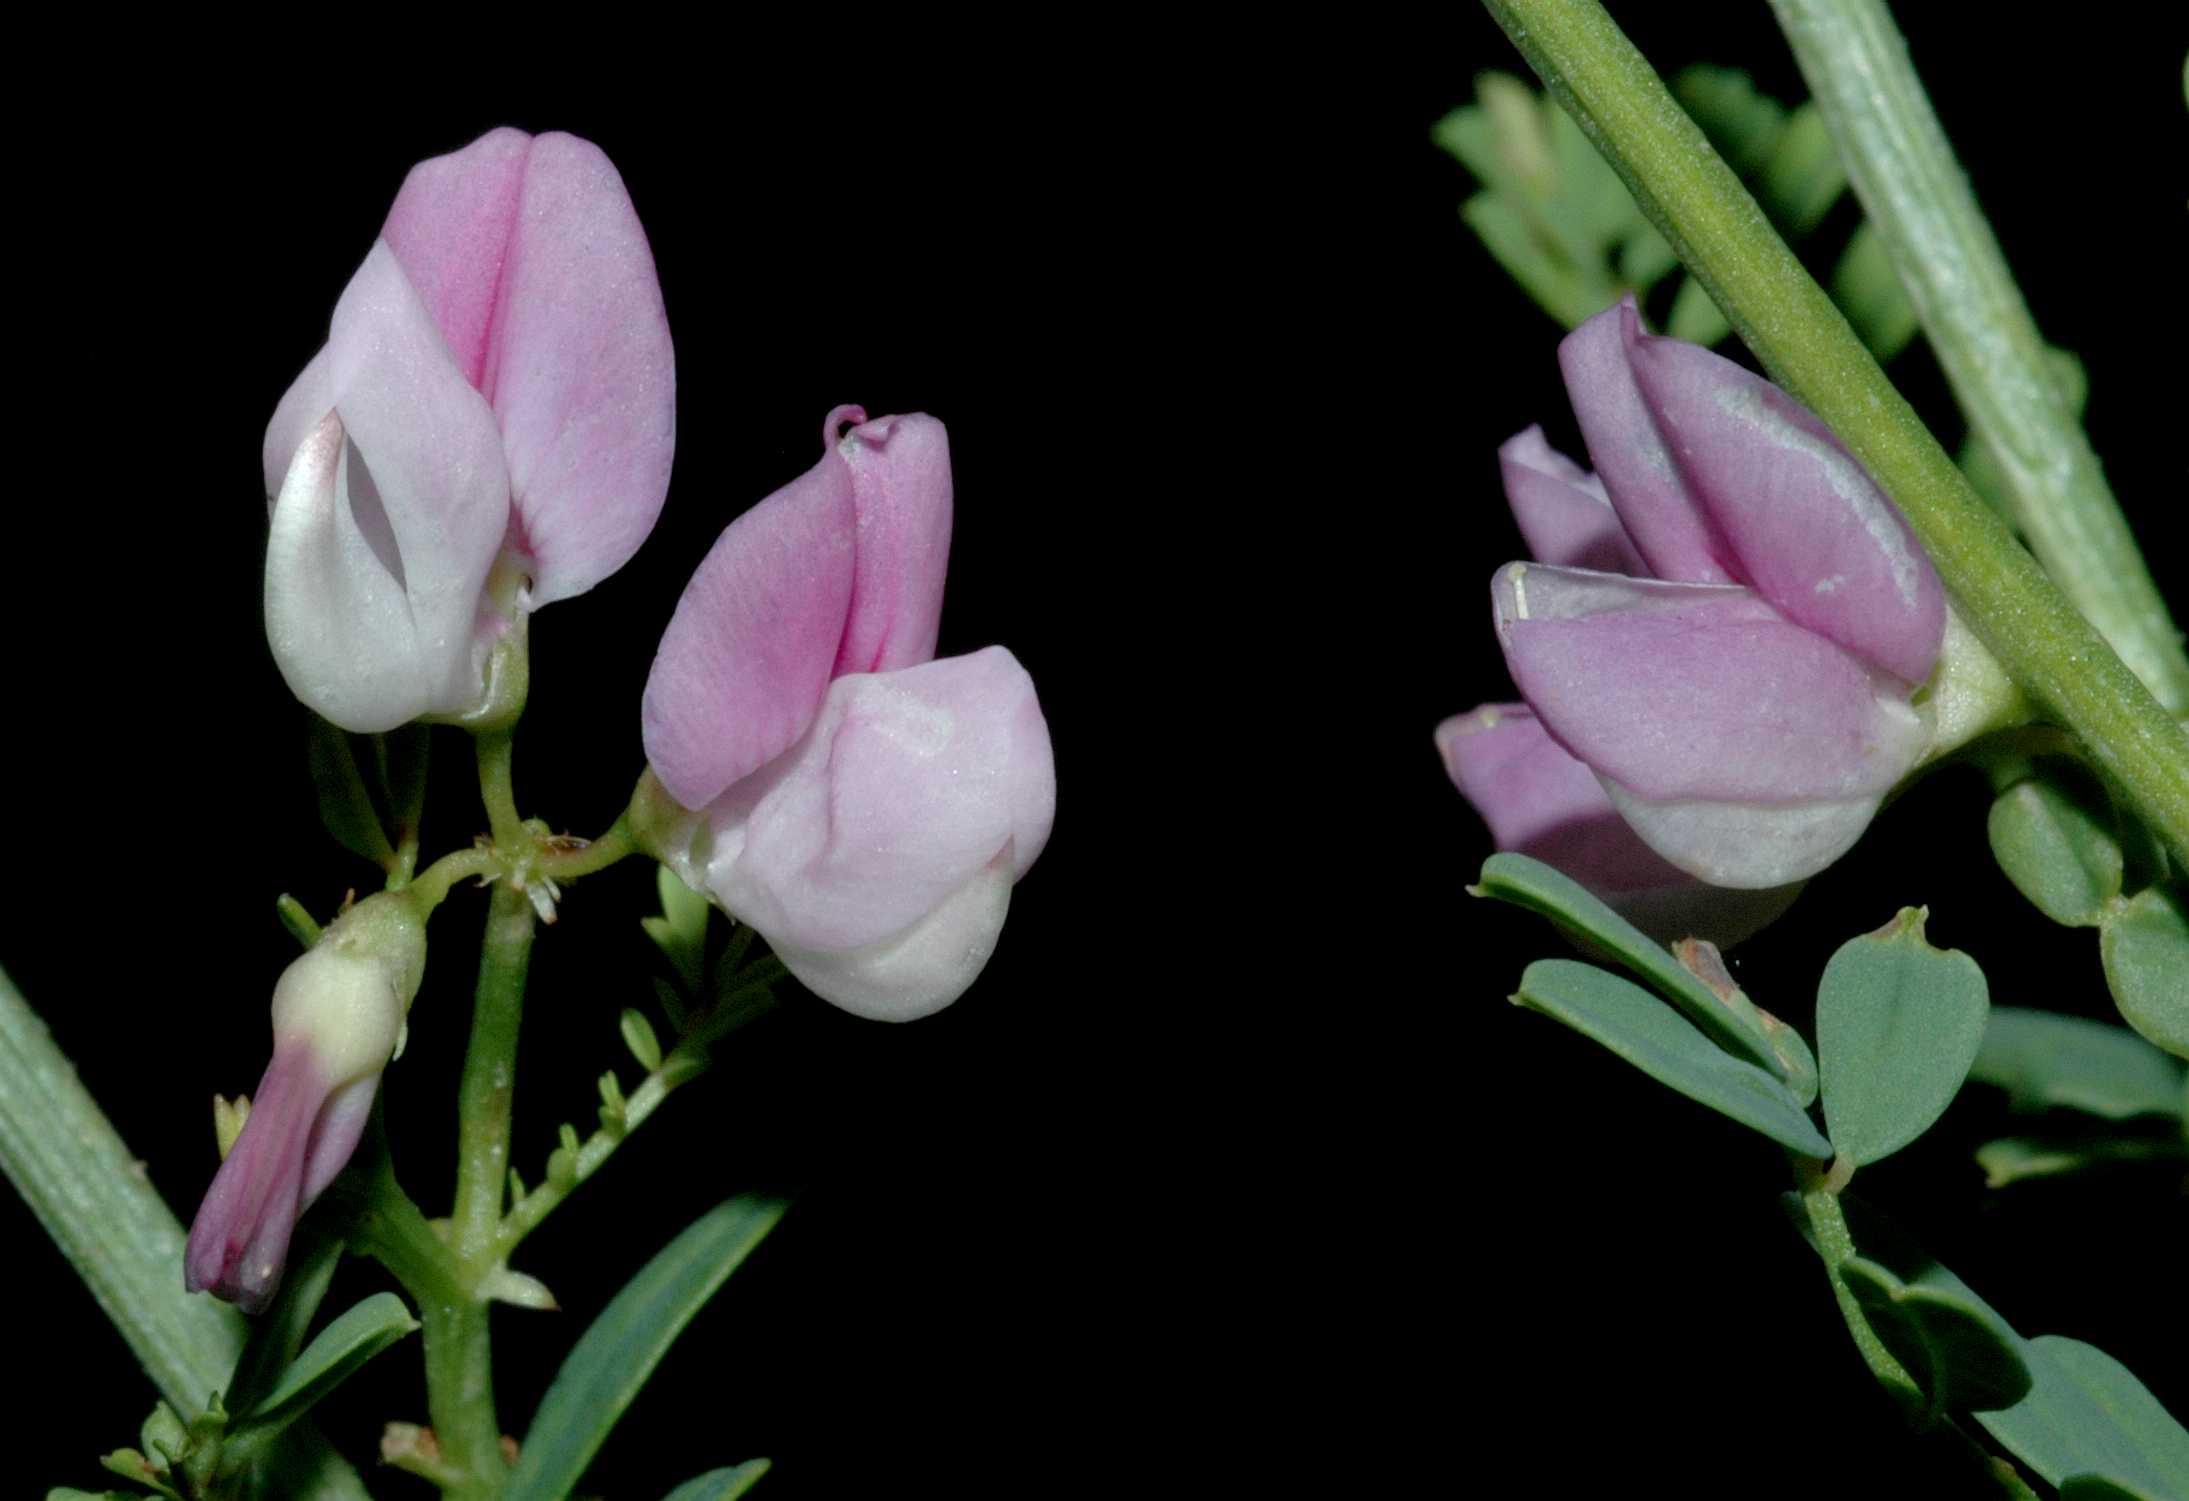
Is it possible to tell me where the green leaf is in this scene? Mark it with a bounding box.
[1672,66,1790,178]
[621,1008,664,1072]
[661,1459,773,1501]
[1665,274,1731,345]
[227,1293,418,1444]
[506,1194,788,1501]
[375,722,431,852]
[223,1211,346,1421]
[1755,104,1846,238]
[644,864,712,994]
[1977,1336,2189,1498]
[306,717,396,871]
[1815,909,1989,1166]
[1829,222,1919,363]
[0,970,248,1414]
[1975,1132,2187,1189]
[1988,760,2125,927]
[1837,1256,2031,1412]
[1513,960,1830,1156]
[2101,884,2189,1059]
[1971,1008,2184,1120]
[2059,1477,2152,1501]
[1475,854,1787,1077]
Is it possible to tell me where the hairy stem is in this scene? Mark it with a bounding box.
[1480,0,2189,868]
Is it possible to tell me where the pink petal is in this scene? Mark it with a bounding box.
[265,244,511,731]
[1499,426,1644,574]
[379,127,532,389]
[834,408,954,675]
[771,856,1017,1022]
[1624,323,1944,685]
[482,133,675,605]
[301,1075,381,1202]
[1491,563,1927,804]
[1602,779,1889,889]
[1558,297,1735,584]
[185,1043,327,1314]
[1435,703,1687,893]
[641,449,858,810]
[695,647,1054,953]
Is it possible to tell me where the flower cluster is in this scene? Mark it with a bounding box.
[1441,296,1944,936]
[192,129,1051,1310]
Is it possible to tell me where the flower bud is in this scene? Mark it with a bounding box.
[1443,295,1947,902]
[185,895,424,1312]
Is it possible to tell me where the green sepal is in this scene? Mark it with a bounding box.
[1970,1008,2184,1121]
[2100,883,2189,1059]
[1837,1256,2031,1414]
[1513,959,1830,1156]
[1987,759,2124,927]
[504,1193,789,1501]
[226,1293,418,1449]
[661,1459,773,1501]
[1816,908,1989,1166]
[1976,1336,2189,1499]
[1474,854,1787,1077]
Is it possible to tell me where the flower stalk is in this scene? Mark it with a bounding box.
[1479,0,2189,868]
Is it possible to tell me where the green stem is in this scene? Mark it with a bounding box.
[493,977,779,1261]
[1480,0,2189,869]
[536,812,641,883]
[1793,1168,1920,1401]
[408,846,502,915]
[1770,0,2189,716]
[475,729,524,852]
[427,879,538,1496]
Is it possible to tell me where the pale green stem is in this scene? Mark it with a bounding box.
[0,968,247,1411]
[1480,0,2189,869]
[1770,0,2189,715]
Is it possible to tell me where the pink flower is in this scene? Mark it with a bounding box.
[262,128,674,732]
[638,409,1055,1021]
[1442,297,1944,908]
[186,896,424,1312]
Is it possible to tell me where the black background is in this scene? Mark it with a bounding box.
[7,12,2186,1498]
